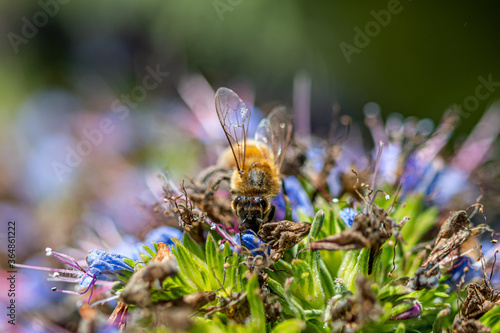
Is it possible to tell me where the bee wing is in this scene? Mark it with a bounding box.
[215,87,251,173]
[255,106,292,171]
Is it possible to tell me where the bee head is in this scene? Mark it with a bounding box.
[232,195,269,223]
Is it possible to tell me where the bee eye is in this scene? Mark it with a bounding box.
[233,195,244,206]
[232,196,244,216]
[259,198,268,212]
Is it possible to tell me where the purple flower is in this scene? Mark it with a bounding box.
[390,301,422,320]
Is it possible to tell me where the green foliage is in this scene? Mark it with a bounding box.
[113,192,493,332]
[480,305,500,332]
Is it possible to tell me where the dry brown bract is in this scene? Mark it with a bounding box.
[258,221,311,261]
[423,211,485,267]
[204,292,250,324]
[326,276,382,333]
[411,211,489,290]
[452,315,491,333]
[461,278,500,320]
[151,291,216,331]
[78,304,109,333]
[107,301,129,330]
[310,205,405,274]
[120,243,178,308]
[204,289,282,324]
[164,182,209,243]
[120,243,215,331]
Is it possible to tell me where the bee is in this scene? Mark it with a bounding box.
[215,87,292,234]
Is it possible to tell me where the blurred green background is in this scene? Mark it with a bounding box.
[2,0,500,134]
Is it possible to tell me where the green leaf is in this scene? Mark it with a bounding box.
[432,308,451,333]
[338,248,370,292]
[190,317,225,333]
[270,319,306,333]
[172,241,210,290]
[304,318,326,332]
[284,277,307,320]
[404,206,439,248]
[317,253,335,300]
[246,273,265,333]
[306,210,325,245]
[141,244,157,258]
[395,323,406,333]
[378,285,413,301]
[266,275,286,299]
[122,258,137,269]
[284,192,293,221]
[292,259,317,307]
[206,233,224,289]
[480,304,500,331]
[183,232,206,261]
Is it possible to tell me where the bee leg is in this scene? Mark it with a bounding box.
[238,218,246,244]
[238,222,249,248]
[265,205,276,223]
[211,175,231,192]
[203,175,231,206]
[201,167,230,184]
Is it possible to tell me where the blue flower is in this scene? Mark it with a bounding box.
[339,208,358,228]
[227,230,269,256]
[132,226,184,258]
[272,192,286,221]
[378,143,402,185]
[427,166,468,206]
[143,226,183,249]
[240,230,265,252]
[15,248,134,303]
[80,249,134,287]
[445,256,480,289]
[273,176,314,222]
